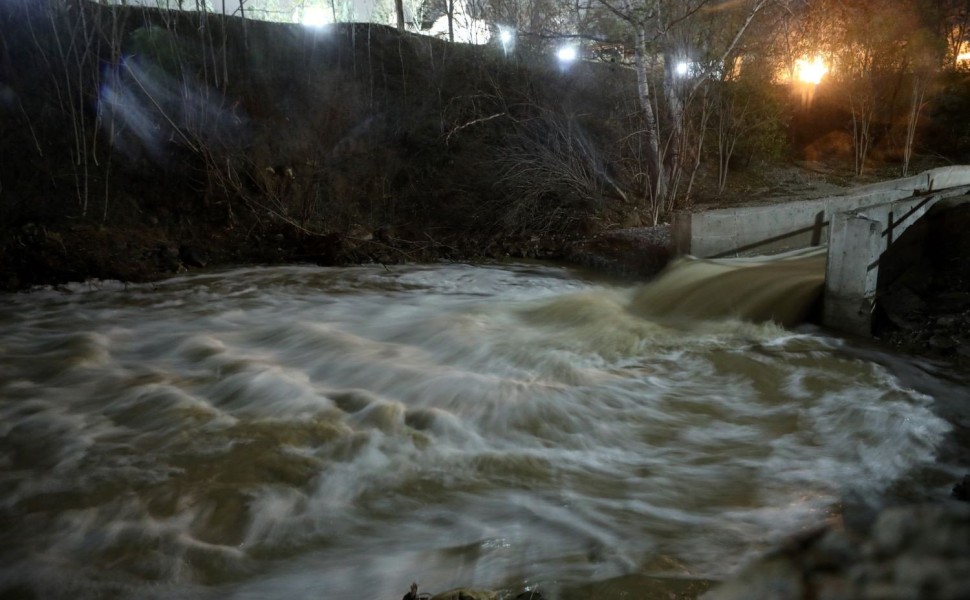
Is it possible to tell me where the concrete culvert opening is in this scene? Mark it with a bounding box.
[874,196,970,360]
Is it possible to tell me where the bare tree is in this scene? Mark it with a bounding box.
[395,0,406,29]
[492,108,629,234]
[589,0,778,224]
[446,0,455,41]
[941,0,970,68]
[580,0,775,221]
[901,28,941,175]
[901,71,928,176]
[800,0,942,175]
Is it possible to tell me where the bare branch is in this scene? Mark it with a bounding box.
[445,112,507,145]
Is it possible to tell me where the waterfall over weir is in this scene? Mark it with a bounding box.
[0,255,956,600]
[631,247,827,328]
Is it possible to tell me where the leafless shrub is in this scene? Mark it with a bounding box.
[6,0,240,222]
[488,107,630,236]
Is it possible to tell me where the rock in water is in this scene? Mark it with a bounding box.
[402,582,418,600]
[954,475,970,502]
[702,502,970,600]
[401,582,434,600]
[429,588,498,600]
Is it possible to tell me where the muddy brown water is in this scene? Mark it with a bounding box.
[0,255,965,599]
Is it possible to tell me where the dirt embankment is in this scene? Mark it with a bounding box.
[0,2,649,291]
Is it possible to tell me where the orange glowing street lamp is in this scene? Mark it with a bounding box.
[794,55,829,85]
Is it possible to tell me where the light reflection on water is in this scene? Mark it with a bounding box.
[0,261,956,600]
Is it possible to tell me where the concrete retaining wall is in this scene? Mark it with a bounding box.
[822,188,970,335]
[671,165,970,335]
[673,166,970,258]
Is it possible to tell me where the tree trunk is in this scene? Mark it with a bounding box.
[446,0,454,43]
[902,73,927,176]
[850,91,873,176]
[633,26,664,223]
[395,0,405,31]
[662,47,687,216]
[239,0,248,52]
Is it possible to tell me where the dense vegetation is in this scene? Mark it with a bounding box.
[2,0,970,289]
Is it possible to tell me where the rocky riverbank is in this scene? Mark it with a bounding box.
[0,216,674,293]
[702,499,970,600]
[401,498,970,600]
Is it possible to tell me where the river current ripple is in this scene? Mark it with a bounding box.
[0,262,956,599]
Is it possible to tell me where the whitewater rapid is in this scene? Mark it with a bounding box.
[0,260,955,599]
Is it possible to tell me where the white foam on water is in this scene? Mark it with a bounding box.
[0,260,956,599]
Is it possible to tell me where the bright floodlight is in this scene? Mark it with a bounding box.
[675,61,689,77]
[557,46,578,64]
[795,55,828,85]
[302,6,329,27]
[498,26,514,55]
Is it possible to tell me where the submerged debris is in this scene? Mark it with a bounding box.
[954,475,970,502]
[400,582,509,600]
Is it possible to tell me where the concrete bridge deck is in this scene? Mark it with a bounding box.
[671,166,970,335]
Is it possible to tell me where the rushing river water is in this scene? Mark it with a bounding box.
[0,257,963,600]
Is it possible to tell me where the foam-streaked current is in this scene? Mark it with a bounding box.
[0,258,957,599]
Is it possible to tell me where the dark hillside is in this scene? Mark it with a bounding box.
[0,1,641,289]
